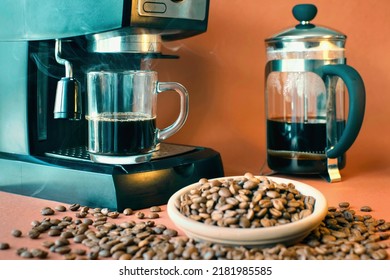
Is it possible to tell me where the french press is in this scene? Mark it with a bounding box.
[264,4,365,182]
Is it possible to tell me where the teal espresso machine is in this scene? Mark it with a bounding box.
[0,0,223,210]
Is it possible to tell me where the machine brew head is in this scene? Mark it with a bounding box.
[86,28,162,54]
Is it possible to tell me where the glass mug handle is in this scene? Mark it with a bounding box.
[156,82,189,141]
[321,64,366,158]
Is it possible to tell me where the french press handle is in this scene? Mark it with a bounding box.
[321,64,366,158]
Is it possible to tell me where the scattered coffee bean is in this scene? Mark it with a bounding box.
[55,238,70,247]
[123,208,133,215]
[76,211,88,218]
[48,229,62,237]
[150,206,161,212]
[69,203,81,211]
[101,208,110,215]
[55,246,71,255]
[61,231,74,239]
[0,242,10,250]
[28,229,40,239]
[42,241,55,248]
[137,212,145,219]
[360,206,372,212]
[119,253,132,260]
[107,211,120,219]
[87,251,99,260]
[163,229,178,237]
[20,250,33,258]
[73,248,87,256]
[31,248,48,259]
[55,205,67,212]
[11,229,22,237]
[338,202,350,208]
[41,207,55,216]
[73,234,87,243]
[147,213,159,219]
[64,253,77,260]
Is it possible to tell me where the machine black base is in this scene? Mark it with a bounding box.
[0,144,224,211]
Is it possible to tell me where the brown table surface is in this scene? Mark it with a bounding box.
[0,168,389,260]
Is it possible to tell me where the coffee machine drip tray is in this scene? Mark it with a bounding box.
[44,143,196,163]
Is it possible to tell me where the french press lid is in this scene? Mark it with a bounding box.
[265,4,347,51]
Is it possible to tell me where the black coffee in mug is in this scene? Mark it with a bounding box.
[87,112,157,155]
[86,70,189,164]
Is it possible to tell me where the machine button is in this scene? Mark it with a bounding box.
[143,2,167,14]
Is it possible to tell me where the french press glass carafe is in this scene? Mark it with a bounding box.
[264,4,365,182]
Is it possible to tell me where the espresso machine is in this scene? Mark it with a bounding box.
[0,0,224,210]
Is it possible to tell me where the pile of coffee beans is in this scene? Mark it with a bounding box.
[176,173,315,228]
[0,174,389,260]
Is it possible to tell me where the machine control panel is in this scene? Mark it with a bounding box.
[138,0,207,20]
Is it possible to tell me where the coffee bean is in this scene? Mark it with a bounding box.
[73,234,87,243]
[163,229,178,237]
[63,253,77,260]
[243,180,258,190]
[11,229,22,237]
[42,241,55,248]
[55,246,71,255]
[269,208,282,218]
[150,206,161,212]
[20,250,33,258]
[55,205,67,212]
[0,242,10,250]
[239,217,251,228]
[76,211,88,218]
[107,211,120,219]
[147,213,160,219]
[360,206,372,212]
[218,188,232,198]
[31,248,48,259]
[47,229,61,237]
[260,218,275,227]
[69,203,81,211]
[28,229,40,239]
[98,249,111,258]
[41,207,55,216]
[55,238,70,247]
[259,199,273,208]
[338,202,350,208]
[123,208,133,215]
[299,209,312,219]
[272,199,285,211]
[82,218,93,226]
[100,208,109,215]
[137,212,145,219]
[119,253,132,260]
[266,190,280,199]
[287,201,301,208]
[73,248,86,256]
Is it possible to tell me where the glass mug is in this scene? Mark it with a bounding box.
[86,70,189,164]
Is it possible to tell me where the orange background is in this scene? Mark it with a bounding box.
[154,0,390,177]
